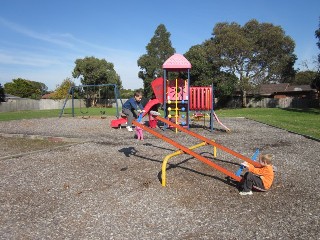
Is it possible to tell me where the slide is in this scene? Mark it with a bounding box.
[213,112,231,132]
[110,98,160,128]
[142,98,160,117]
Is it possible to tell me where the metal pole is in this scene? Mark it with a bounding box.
[114,85,119,119]
[187,69,190,129]
[163,70,167,130]
[211,84,214,132]
[72,87,75,117]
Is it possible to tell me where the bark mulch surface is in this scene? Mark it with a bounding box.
[0,117,319,239]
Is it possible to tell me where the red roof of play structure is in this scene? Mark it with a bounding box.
[162,53,192,71]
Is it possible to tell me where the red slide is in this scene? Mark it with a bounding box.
[141,98,160,117]
[110,99,160,128]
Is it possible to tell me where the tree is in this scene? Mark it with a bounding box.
[184,44,217,86]
[51,78,75,99]
[294,70,318,85]
[311,74,320,96]
[120,89,135,99]
[0,83,5,102]
[316,18,320,65]
[72,56,121,87]
[138,24,175,98]
[72,57,122,106]
[208,19,296,106]
[4,78,47,99]
[279,54,297,83]
[184,42,238,98]
[312,18,320,99]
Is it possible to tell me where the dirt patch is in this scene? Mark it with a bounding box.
[0,136,72,158]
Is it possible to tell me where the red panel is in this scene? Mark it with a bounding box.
[190,87,213,111]
[151,77,164,104]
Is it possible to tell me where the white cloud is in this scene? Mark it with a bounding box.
[0,50,63,66]
[0,17,144,90]
[0,17,74,48]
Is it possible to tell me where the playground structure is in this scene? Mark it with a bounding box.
[151,53,230,132]
[59,84,122,118]
[111,54,229,131]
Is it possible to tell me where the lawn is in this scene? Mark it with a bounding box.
[0,107,319,140]
[216,108,320,140]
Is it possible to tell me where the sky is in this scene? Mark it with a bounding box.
[0,0,319,91]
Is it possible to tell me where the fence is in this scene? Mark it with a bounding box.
[0,97,318,113]
[0,99,124,112]
[222,97,319,109]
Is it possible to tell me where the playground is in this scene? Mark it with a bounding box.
[1,54,319,239]
[0,115,319,239]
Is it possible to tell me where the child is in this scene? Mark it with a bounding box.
[122,91,145,131]
[239,154,274,196]
[135,126,144,140]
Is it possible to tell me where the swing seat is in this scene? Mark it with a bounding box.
[110,116,127,128]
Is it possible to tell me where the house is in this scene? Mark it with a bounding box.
[255,83,317,99]
[229,83,318,108]
[4,94,22,100]
[41,93,55,99]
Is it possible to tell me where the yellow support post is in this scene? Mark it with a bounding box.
[175,78,178,133]
[212,140,217,158]
[162,141,207,187]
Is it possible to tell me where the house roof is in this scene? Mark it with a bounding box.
[286,85,314,91]
[42,93,55,99]
[257,83,315,96]
[258,83,289,95]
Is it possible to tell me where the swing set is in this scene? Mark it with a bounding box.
[59,84,122,118]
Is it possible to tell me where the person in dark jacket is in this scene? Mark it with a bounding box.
[122,91,145,131]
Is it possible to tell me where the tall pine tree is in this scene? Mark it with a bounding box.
[137,24,175,98]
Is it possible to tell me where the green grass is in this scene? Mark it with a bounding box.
[216,108,320,140]
[0,107,118,121]
[0,107,319,140]
[0,109,62,121]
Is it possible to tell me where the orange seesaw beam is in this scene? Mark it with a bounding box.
[155,116,262,168]
[133,120,242,182]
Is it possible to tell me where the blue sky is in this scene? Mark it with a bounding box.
[0,0,319,91]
